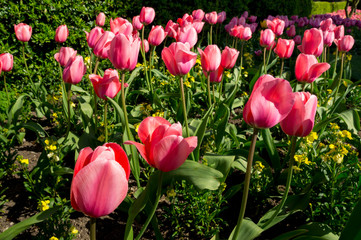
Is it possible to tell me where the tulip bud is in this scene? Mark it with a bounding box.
[96,12,106,26]
[335,35,354,52]
[267,18,285,36]
[274,39,295,59]
[334,25,344,40]
[54,47,77,67]
[297,28,323,57]
[140,7,155,25]
[221,46,239,69]
[205,11,218,25]
[323,30,335,47]
[294,35,301,45]
[198,45,221,73]
[286,25,296,37]
[148,25,166,46]
[165,20,179,39]
[0,53,14,72]
[295,53,330,83]
[162,42,197,76]
[89,69,127,100]
[14,23,32,42]
[63,55,86,85]
[85,27,104,49]
[260,29,275,48]
[192,9,205,21]
[132,15,143,31]
[217,11,226,23]
[55,25,69,43]
[192,20,205,33]
[177,25,198,48]
[141,39,149,53]
[93,31,115,59]
[110,18,133,35]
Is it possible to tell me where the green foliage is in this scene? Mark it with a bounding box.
[311,1,347,15]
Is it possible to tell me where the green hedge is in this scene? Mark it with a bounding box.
[311,1,347,15]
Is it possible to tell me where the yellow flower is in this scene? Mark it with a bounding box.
[306,131,318,144]
[333,154,344,164]
[243,71,248,78]
[45,139,50,145]
[135,123,140,133]
[49,237,59,240]
[184,80,191,88]
[329,144,335,149]
[40,200,50,211]
[241,92,248,97]
[52,112,58,118]
[71,102,76,108]
[20,158,29,165]
[341,130,352,140]
[49,145,57,151]
[293,166,303,173]
[260,20,268,28]
[330,123,340,130]
[97,135,105,142]
[167,189,176,198]
[254,161,265,172]
[70,226,78,235]
[136,63,143,68]
[146,104,153,111]
[327,89,332,94]
[341,147,348,155]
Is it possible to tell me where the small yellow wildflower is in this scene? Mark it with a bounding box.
[97,135,105,142]
[254,161,265,172]
[45,139,50,145]
[40,200,50,211]
[184,80,191,88]
[293,166,303,173]
[20,158,29,165]
[48,145,57,151]
[134,123,140,133]
[49,237,58,240]
[167,189,176,198]
[334,154,344,164]
[136,63,143,68]
[146,104,153,111]
[70,226,78,235]
[330,123,340,130]
[341,147,348,155]
[327,89,332,94]
[241,92,248,97]
[306,131,318,144]
[329,144,335,149]
[341,130,352,140]
[243,71,248,78]
[71,102,76,108]
[52,112,58,118]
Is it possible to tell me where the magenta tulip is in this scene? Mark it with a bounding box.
[323,30,335,47]
[162,42,197,76]
[70,143,130,218]
[141,39,150,53]
[274,39,295,59]
[221,46,239,69]
[140,7,155,25]
[286,25,296,37]
[294,35,301,45]
[14,23,32,42]
[89,69,127,100]
[295,53,330,83]
[93,31,115,59]
[280,92,317,137]
[217,11,226,23]
[63,55,86,85]
[96,12,106,26]
[205,11,218,25]
[110,18,133,35]
[243,74,295,129]
[108,33,140,71]
[0,53,13,72]
[132,15,143,31]
[266,18,285,36]
[231,25,252,41]
[85,27,104,49]
[192,9,205,21]
[54,47,77,67]
[260,29,275,48]
[335,35,354,52]
[198,45,221,73]
[55,25,69,43]
[334,25,344,40]
[320,18,333,31]
[177,25,198,48]
[148,25,166,46]
[297,28,323,57]
[125,117,197,172]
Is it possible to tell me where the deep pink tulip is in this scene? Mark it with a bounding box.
[108,33,140,71]
[198,45,221,73]
[320,18,333,31]
[132,15,143,31]
[177,25,198,48]
[192,20,205,34]
[280,92,317,137]
[274,39,295,59]
[286,25,296,37]
[297,28,323,57]
[221,46,239,69]
[203,66,224,83]
[14,23,32,42]
[335,35,354,52]
[54,47,77,67]
[148,25,166,46]
[96,12,106,26]
[323,30,335,47]
[243,74,295,129]
[260,29,275,48]
[89,69,127,100]
[85,27,104,49]
[63,55,86,85]
[125,117,197,172]
[165,20,179,39]
[0,53,13,72]
[192,9,205,21]
[93,31,115,59]
[205,11,218,25]
[266,18,285,36]
[162,42,197,76]
[294,35,301,45]
[231,25,252,41]
[217,11,226,23]
[295,53,330,83]
[110,18,133,35]
[141,39,149,53]
[140,7,155,25]
[70,143,130,218]
[255,50,263,56]
[55,25,69,43]
[334,25,344,40]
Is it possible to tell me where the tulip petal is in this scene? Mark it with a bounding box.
[73,147,93,178]
[124,141,153,167]
[105,143,131,180]
[308,63,330,82]
[138,117,171,144]
[161,47,179,76]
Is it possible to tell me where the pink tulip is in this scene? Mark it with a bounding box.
[231,25,252,41]
[148,25,166,46]
[221,46,239,69]
[165,20,179,39]
[254,50,262,56]
[0,53,13,72]
[334,25,344,40]
[205,11,218,25]
[96,12,106,26]
[198,45,221,73]
[266,18,285,36]
[63,55,86,85]
[141,39,150,53]
[55,25,69,43]
[297,28,323,57]
[192,9,205,21]
[89,69,127,100]
[320,18,333,31]
[323,30,335,47]
[70,143,130,218]
[85,27,104,49]
[93,31,115,59]
[260,29,275,48]
[192,20,205,33]
[286,25,296,37]
[132,15,143,31]
[203,66,224,83]
[217,11,226,23]
[140,7,155,25]
[162,42,197,76]
[225,17,238,33]
[295,53,330,83]
[294,35,301,45]
[125,117,197,172]
[243,74,295,129]
[14,23,32,42]
[274,39,295,59]
[335,35,354,52]
[108,33,140,71]
[177,25,198,48]
[110,18,133,35]
[248,16,257,23]
[280,92,317,137]
[54,47,77,67]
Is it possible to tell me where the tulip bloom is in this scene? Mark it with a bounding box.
[55,25,69,43]
[298,28,323,57]
[70,143,130,218]
[205,11,218,25]
[54,47,77,67]
[217,11,226,23]
[140,7,155,25]
[165,20,179,39]
[260,29,275,48]
[96,12,106,26]
[89,69,127,100]
[85,27,104,49]
[132,15,143,31]
[221,46,239,69]
[280,92,317,137]
[177,25,198,48]
[198,45,221,73]
[63,55,86,85]
[93,31,115,59]
[231,25,252,41]
[295,53,330,83]
[266,18,285,36]
[14,23,32,42]
[148,25,166,46]
[108,33,140,71]
[192,9,205,21]
[334,25,344,40]
[192,20,205,34]
[294,35,301,45]
[141,39,150,53]
[274,39,295,59]
[110,18,133,35]
[0,53,13,72]
[204,66,224,83]
[323,30,335,47]
[125,117,197,172]
[335,35,354,52]
[162,42,197,76]
[320,18,333,31]
[243,74,295,129]
[286,25,296,37]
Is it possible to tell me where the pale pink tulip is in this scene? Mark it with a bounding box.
[267,18,285,36]
[63,55,86,85]
[110,18,133,35]
[320,18,333,31]
[55,25,69,43]
[96,12,106,26]
[274,39,295,59]
[198,45,221,73]
[54,47,77,67]
[260,29,275,48]
[148,25,166,46]
[205,11,218,25]
[132,15,143,31]
[140,7,155,25]
[231,25,252,41]
[14,23,32,42]
[323,30,334,47]
[295,53,330,83]
[0,53,13,72]
[192,20,205,33]
[162,42,197,76]
[221,46,239,69]
[192,9,205,21]
[165,20,179,39]
[297,28,323,57]
[335,35,354,52]
[93,31,115,59]
[141,39,150,53]
[85,27,104,49]
[177,25,198,48]
[334,25,344,40]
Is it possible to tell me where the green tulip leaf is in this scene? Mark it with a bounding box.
[261,128,281,171]
[274,222,338,240]
[193,105,214,161]
[204,154,235,182]
[339,199,361,240]
[228,219,264,240]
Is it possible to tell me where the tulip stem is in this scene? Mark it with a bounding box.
[22,42,29,74]
[218,74,224,105]
[3,74,10,107]
[261,136,297,229]
[263,47,267,74]
[233,128,259,240]
[207,74,212,107]
[333,52,345,103]
[236,41,245,86]
[149,45,155,93]
[209,25,213,45]
[65,83,72,138]
[121,73,131,141]
[135,171,164,240]
[104,100,108,142]
[93,58,99,75]
[141,27,151,93]
[180,76,190,137]
[93,58,100,133]
[280,58,284,77]
[333,48,339,79]
[90,217,96,240]
[212,84,216,104]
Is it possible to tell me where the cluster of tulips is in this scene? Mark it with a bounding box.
[1,4,357,239]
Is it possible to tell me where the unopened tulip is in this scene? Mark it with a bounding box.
[295,53,330,83]
[320,18,333,31]
[280,92,317,137]
[93,31,115,59]
[125,117,197,172]
[248,16,257,23]
[85,27,104,49]
[148,25,166,46]
[243,74,295,129]
[162,42,197,76]
[204,66,224,83]
[298,28,323,57]
[294,35,301,45]
[231,25,252,41]
[141,39,149,53]
[132,15,143,31]
[255,50,263,56]
[260,29,275,48]
[110,18,133,35]
[205,11,218,25]
[192,9,205,21]
[89,69,127,100]
[192,20,205,33]
[335,35,354,52]
[217,11,226,23]
[274,39,295,59]
[63,55,86,85]
[14,23,32,42]
[70,143,130,218]
[266,18,285,36]
[286,25,296,37]
[221,46,239,69]
[0,53,13,72]
[323,30,334,47]
[140,7,155,25]
[108,33,140,71]
[54,47,77,67]
[55,25,69,43]
[96,12,106,26]
[177,25,198,48]
[198,45,221,73]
